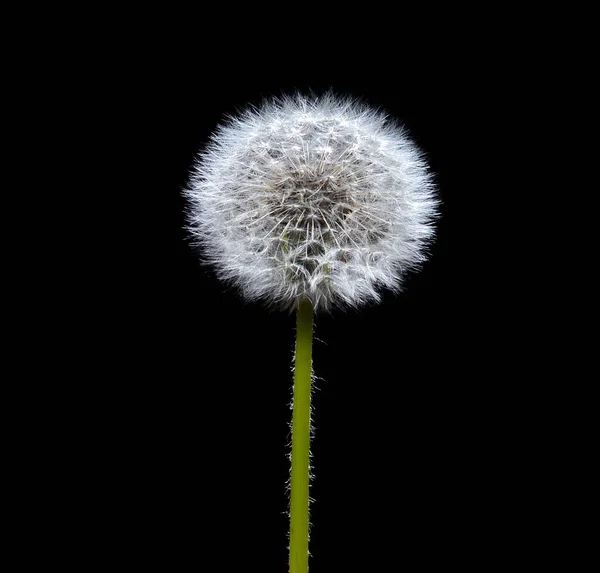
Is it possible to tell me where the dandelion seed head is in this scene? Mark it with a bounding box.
[185,93,438,312]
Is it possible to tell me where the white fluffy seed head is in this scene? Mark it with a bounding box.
[185,93,439,312]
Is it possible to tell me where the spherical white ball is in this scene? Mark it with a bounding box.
[186,93,438,312]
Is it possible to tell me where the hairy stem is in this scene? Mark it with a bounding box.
[289,298,314,573]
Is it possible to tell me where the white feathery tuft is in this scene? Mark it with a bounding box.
[185,93,439,312]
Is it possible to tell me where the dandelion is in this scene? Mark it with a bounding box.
[185,93,438,572]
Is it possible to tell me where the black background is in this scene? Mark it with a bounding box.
[9,6,586,569]
[64,16,544,571]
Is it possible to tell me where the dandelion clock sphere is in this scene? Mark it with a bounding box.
[185,93,438,312]
[185,93,438,573]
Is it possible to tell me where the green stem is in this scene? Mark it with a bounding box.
[289,298,314,573]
